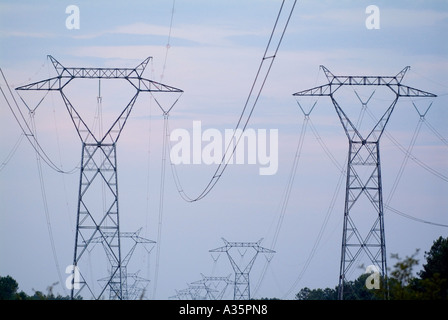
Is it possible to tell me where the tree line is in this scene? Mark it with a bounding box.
[1,236,447,300]
[0,276,77,300]
[295,236,448,300]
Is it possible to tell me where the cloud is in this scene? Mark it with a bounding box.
[72,22,265,47]
[0,30,55,38]
[382,8,448,28]
[2,0,447,300]
[295,4,448,30]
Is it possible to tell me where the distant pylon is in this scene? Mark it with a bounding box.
[210,238,275,300]
[191,274,233,300]
[293,65,436,299]
[93,228,155,300]
[16,55,182,299]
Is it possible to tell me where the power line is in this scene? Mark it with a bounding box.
[253,114,309,297]
[29,113,67,296]
[409,69,448,91]
[169,0,298,203]
[146,2,178,298]
[422,118,448,147]
[278,103,348,299]
[282,155,346,299]
[160,0,176,82]
[273,116,309,248]
[367,108,448,182]
[385,111,425,206]
[361,99,448,230]
[385,205,448,228]
[0,133,24,173]
[152,113,170,299]
[0,68,78,174]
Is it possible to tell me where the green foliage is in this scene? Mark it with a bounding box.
[418,236,448,299]
[2,237,447,301]
[295,274,378,300]
[419,236,448,280]
[295,287,337,300]
[341,273,379,300]
[385,249,421,300]
[390,250,420,286]
[0,275,19,300]
[0,276,79,300]
[385,237,448,300]
[295,236,448,300]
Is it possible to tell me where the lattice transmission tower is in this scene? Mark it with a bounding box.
[93,228,155,300]
[16,56,182,299]
[191,274,233,300]
[210,238,275,300]
[293,66,436,299]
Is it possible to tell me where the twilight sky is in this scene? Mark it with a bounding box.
[1,0,447,300]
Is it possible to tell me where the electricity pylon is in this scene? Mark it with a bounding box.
[293,65,436,299]
[122,271,151,300]
[93,228,155,300]
[171,274,231,300]
[16,55,182,299]
[191,274,232,300]
[210,238,275,300]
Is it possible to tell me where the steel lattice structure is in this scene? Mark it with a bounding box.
[293,65,436,299]
[93,228,155,300]
[191,274,233,300]
[210,238,274,300]
[16,56,182,300]
[171,274,232,300]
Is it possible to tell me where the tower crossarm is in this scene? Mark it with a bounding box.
[293,66,437,98]
[209,238,275,300]
[15,55,183,94]
[60,67,136,78]
[15,75,183,94]
[126,77,184,93]
[293,84,333,97]
[209,238,275,254]
[394,85,437,98]
[293,82,437,98]
[47,54,150,79]
[198,274,233,284]
[15,76,73,91]
[325,75,406,86]
[91,231,155,245]
[321,65,410,85]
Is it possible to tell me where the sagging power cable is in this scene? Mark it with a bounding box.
[169,0,298,203]
[0,68,78,175]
